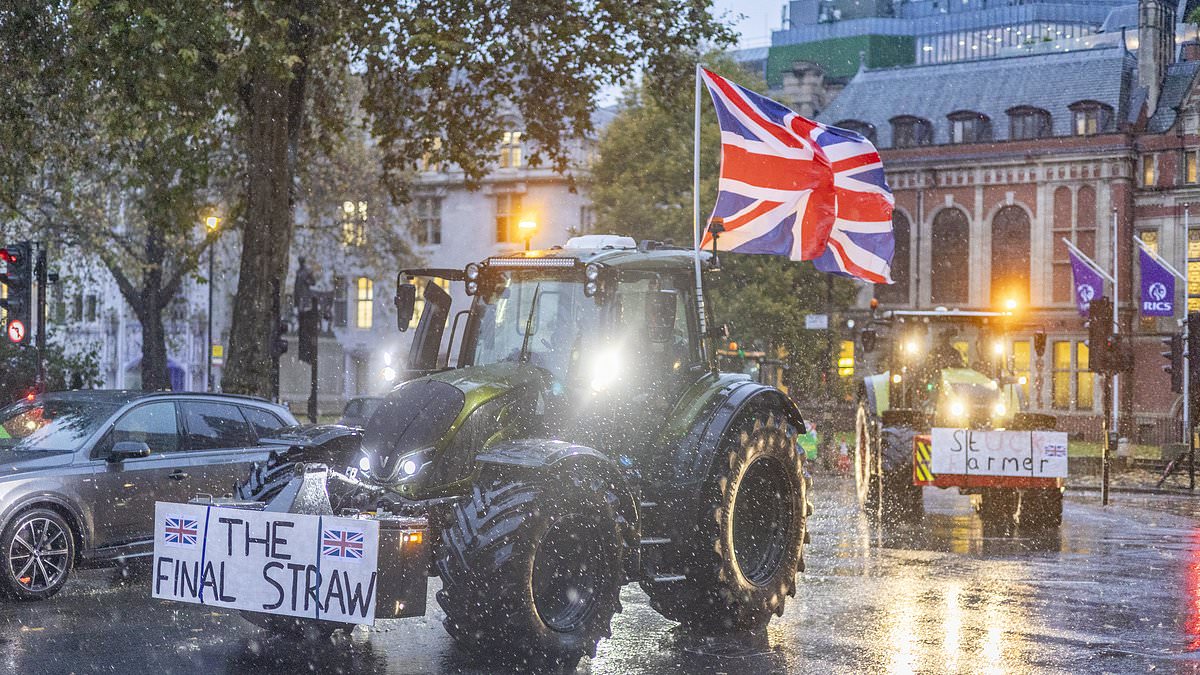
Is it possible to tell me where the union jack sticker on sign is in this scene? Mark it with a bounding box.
[163,516,199,547]
[322,529,365,561]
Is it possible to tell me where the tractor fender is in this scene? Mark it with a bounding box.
[476,439,641,580]
[669,380,806,487]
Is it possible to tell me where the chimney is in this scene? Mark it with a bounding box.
[1138,0,1177,115]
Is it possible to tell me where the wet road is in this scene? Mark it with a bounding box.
[4,478,1200,674]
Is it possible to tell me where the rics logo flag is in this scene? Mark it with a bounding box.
[1077,284,1095,304]
[1149,281,1168,302]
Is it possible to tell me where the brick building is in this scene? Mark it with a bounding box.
[812,0,1200,441]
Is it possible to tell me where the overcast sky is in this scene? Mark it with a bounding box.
[715,0,786,48]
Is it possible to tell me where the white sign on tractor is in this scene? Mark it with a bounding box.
[151,502,380,624]
[929,428,1068,478]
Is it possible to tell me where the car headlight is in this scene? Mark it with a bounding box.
[948,398,966,418]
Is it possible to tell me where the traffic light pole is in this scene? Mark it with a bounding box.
[1187,206,1195,489]
[34,245,46,392]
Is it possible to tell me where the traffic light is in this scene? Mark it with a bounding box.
[298,309,319,365]
[1085,296,1113,373]
[1188,313,1200,414]
[0,242,32,345]
[272,321,289,358]
[1163,333,1184,393]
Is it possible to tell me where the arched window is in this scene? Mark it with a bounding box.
[991,206,1031,306]
[947,110,992,144]
[1069,101,1113,136]
[1007,106,1052,140]
[890,116,933,148]
[834,119,877,144]
[930,208,970,305]
[877,211,910,304]
[1052,186,1073,303]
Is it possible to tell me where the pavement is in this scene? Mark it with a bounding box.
[2,479,1200,674]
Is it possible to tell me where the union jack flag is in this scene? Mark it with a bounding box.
[322,528,365,560]
[163,517,199,547]
[699,68,895,284]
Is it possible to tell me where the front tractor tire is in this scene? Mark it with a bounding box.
[854,401,879,512]
[436,465,624,668]
[642,411,806,633]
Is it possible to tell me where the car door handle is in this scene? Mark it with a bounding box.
[168,470,189,481]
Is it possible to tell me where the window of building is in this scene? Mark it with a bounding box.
[73,294,83,322]
[948,111,991,144]
[495,192,522,243]
[418,138,443,173]
[1013,339,1031,401]
[1069,101,1112,136]
[498,130,523,168]
[1142,153,1158,187]
[1007,106,1051,140]
[415,196,442,245]
[930,207,970,305]
[876,211,910,305]
[355,277,373,329]
[332,276,347,328]
[1051,186,1097,304]
[1189,229,1200,312]
[1051,341,1093,410]
[85,294,97,323]
[833,119,877,144]
[991,205,1031,306]
[1187,150,1199,184]
[341,200,367,247]
[579,205,595,234]
[890,116,933,148]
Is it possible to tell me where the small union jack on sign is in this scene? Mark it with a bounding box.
[163,516,199,547]
[322,529,365,560]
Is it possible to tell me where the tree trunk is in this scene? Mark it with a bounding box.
[139,225,171,391]
[222,68,295,397]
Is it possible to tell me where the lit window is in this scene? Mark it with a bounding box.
[1186,151,1198,184]
[1190,230,1200,312]
[1051,341,1093,410]
[356,277,373,329]
[495,192,522,243]
[1070,101,1112,136]
[341,200,367,247]
[498,131,523,168]
[1013,340,1031,400]
[1142,154,1158,187]
[415,196,442,245]
[419,138,444,173]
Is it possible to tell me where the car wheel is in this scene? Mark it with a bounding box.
[1,508,75,601]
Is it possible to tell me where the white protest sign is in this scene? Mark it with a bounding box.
[152,502,380,624]
[929,428,1068,478]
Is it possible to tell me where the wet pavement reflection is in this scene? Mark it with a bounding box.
[3,478,1200,673]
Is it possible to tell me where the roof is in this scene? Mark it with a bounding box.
[1147,59,1200,132]
[39,390,280,408]
[490,241,710,273]
[817,46,1136,148]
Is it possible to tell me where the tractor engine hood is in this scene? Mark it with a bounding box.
[362,379,465,483]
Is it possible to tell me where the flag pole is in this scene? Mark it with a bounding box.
[693,63,710,356]
[1061,237,1116,283]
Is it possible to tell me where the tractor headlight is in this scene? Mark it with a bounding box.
[948,398,966,419]
[585,263,601,281]
[358,455,371,473]
[993,401,1008,418]
[584,280,599,297]
[466,280,479,296]
[465,263,480,281]
[589,348,622,392]
[393,449,430,482]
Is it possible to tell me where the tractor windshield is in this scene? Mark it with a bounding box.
[471,272,604,382]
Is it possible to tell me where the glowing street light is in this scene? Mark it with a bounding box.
[518,217,537,251]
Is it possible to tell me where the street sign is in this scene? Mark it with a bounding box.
[6,319,25,344]
[805,314,829,330]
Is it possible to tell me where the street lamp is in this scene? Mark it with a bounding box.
[205,216,220,392]
[518,217,537,251]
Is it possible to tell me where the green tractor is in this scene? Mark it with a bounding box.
[239,236,811,666]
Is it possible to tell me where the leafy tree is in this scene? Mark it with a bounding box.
[589,54,858,397]
[219,0,735,397]
[0,2,235,390]
[0,341,101,406]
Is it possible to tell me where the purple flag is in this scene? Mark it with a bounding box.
[1068,248,1104,317]
[1139,248,1176,317]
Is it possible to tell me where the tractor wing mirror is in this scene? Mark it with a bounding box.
[395,283,417,332]
[647,290,678,343]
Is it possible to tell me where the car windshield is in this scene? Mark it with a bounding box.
[0,400,119,452]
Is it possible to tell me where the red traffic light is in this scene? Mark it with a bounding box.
[6,319,26,344]
[0,249,16,264]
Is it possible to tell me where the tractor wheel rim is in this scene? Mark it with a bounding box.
[732,457,794,586]
[532,516,603,633]
[9,517,69,592]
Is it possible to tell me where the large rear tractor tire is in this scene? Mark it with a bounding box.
[1018,488,1063,528]
[978,488,1019,529]
[436,465,624,668]
[642,411,806,633]
[879,472,924,523]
